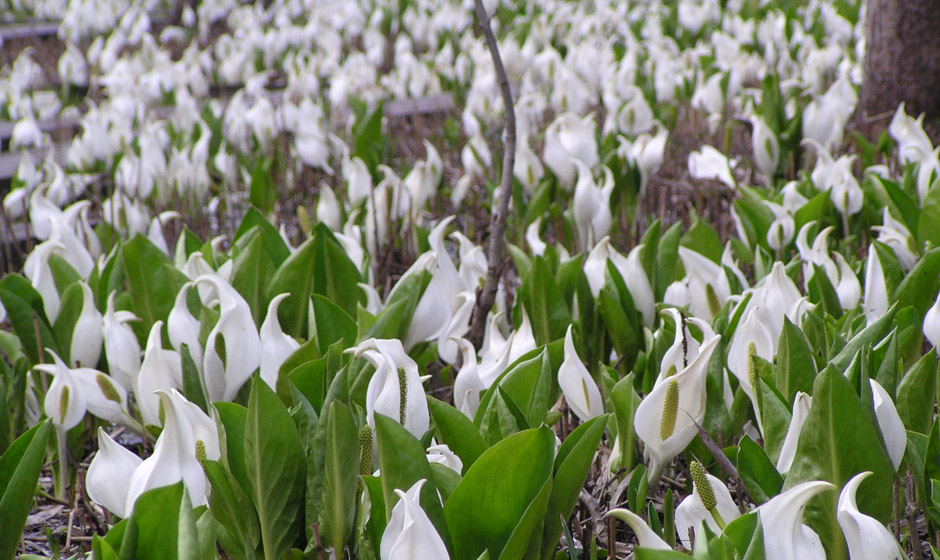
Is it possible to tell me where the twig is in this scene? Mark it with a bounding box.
[311,522,325,560]
[466,0,517,350]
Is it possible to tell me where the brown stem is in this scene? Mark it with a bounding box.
[466,0,517,350]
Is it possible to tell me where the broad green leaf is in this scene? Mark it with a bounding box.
[828,304,896,375]
[736,436,783,505]
[180,344,208,414]
[204,459,260,556]
[266,236,317,338]
[656,223,682,299]
[309,224,363,317]
[495,349,553,427]
[681,216,722,263]
[122,235,188,327]
[0,420,51,560]
[540,416,607,560]
[521,256,572,346]
[51,281,83,364]
[894,246,940,321]
[229,230,275,327]
[233,207,290,268]
[374,414,449,545]
[319,401,360,551]
[119,482,192,560]
[775,318,817,403]
[244,377,306,560]
[918,178,940,247]
[309,294,357,355]
[445,427,555,560]
[784,368,895,560]
[0,276,60,364]
[896,349,937,434]
[610,374,640,473]
[427,397,488,473]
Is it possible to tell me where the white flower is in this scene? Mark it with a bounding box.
[572,162,613,250]
[513,133,545,195]
[605,508,671,550]
[102,292,141,392]
[451,337,485,418]
[689,145,735,188]
[871,208,917,271]
[635,335,721,482]
[380,479,449,560]
[837,472,905,560]
[137,321,183,427]
[870,379,905,470]
[167,283,203,374]
[726,307,775,403]
[426,444,463,473]
[675,471,741,548]
[194,274,261,402]
[125,389,220,514]
[776,392,812,474]
[260,293,301,390]
[757,481,834,560]
[41,351,87,430]
[353,338,430,439]
[925,291,940,347]
[86,428,143,518]
[544,112,599,188]
[70,281,103,368]
[862,244,889,325]
[558,326,604,422]
[751,116,780,186]
[765,201,794,251]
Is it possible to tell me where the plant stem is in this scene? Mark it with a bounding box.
[467,0,516,350]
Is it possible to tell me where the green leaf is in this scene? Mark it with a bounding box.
[309,224,364,317]
[374,414,449,545]
[230,230,275,327]
[0,275,60,364]
[180,344,208,414]
[249,157,277,216]
[918,177,940,247]
[319,400,360,551]
[736,436,783,505]
[784,368,896,559]
[656,223,682,300]
[244,377,306,560]
[896,349,937,434]
[521,257,572,346]
[204,459,260,556]
[775,317,817,404]
[610,374,640,473]
[51,281,83,364]
[309,294,358,354]
[540,416,607,560]
[0,420,52,560]
[233,207,290,268]
[894,246,940,321]
[266,236,317,338]
[681,216,722,263]
[122,235,189,327]
[427,397,488,474]
[828,304,896,375]
[118,482,195,560]
[445,427,555,560]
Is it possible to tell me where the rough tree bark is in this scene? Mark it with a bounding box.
[860,0,940,127]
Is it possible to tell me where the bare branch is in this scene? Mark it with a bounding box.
[467,0,517,350]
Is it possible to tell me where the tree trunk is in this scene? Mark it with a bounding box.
[860,0,940,129]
